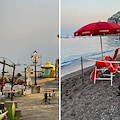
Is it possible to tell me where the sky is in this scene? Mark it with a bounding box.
[61,0,120,36]
[0,0,58,72]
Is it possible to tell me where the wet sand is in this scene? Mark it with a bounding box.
[61,56,120,120]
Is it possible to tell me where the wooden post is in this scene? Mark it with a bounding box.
[11,65,15,101]
[2,60,5,82]
[12,65,15,88]
[81,57,84,84]
[55,59,59,80]
[25,68,26,89]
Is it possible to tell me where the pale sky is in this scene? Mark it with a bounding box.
[61,0,120,36]
[0,0,58,71]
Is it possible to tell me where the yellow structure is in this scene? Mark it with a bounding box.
[41,62,55,78]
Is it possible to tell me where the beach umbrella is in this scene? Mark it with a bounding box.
[74,21,120,59]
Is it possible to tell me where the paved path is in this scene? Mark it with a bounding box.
[6,79,59,120]
[16,92,59,120]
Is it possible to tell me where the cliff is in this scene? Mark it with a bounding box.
[107,11,120,24]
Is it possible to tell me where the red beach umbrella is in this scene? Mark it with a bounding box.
[74,21,120,59]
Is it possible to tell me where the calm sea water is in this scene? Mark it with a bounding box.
[61,35,120,76]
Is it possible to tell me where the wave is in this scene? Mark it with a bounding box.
[61,49,114,67]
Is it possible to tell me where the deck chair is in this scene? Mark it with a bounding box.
[90,48,120,86]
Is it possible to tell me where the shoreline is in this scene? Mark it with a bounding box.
[61,53,120,81]
[61,65,95,81]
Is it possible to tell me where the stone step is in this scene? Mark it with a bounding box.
[0,102,4,110]
[31,85,40,94]
[15,109,21,117]
[5,101,17,108]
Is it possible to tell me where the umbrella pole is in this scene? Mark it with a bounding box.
[100,35,103,59]
[118,33,120,41]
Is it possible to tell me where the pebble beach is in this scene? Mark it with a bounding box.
[61,56,120,120]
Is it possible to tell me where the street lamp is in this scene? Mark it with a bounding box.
[31,50,39,85]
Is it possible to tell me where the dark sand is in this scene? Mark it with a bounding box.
[61,56,120,120]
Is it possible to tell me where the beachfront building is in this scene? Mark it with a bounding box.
[41,62,55,78]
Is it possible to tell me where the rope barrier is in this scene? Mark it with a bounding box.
[85,58,120,63]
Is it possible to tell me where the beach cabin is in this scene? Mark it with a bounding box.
[41,62,55,78]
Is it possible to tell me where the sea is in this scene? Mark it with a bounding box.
[61,35,120,77]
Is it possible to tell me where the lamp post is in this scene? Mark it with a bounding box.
[31,50,39,85]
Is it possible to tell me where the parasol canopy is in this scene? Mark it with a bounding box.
[74,21,120,59]
[74,21,120,36]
